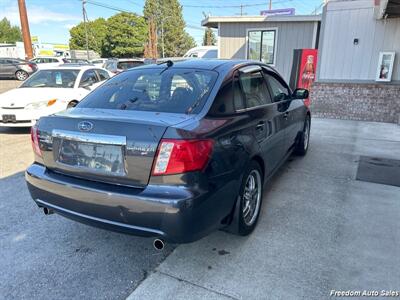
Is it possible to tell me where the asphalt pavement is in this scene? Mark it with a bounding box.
[0,80,20,94]
[0,77,175,299]
[1,78,399,300]
[0,172,174,299]
[128,119,400,300]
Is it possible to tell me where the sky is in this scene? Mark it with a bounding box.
[0,0,324,46]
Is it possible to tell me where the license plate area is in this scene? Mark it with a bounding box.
[53,130,126,176]
[2,114,16,123]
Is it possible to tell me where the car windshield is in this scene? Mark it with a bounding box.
[78,68,217,114]
[20,69,79,88]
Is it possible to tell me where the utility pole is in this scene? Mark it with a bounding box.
[240,4,243,16]
[161,18,165,58]
[269,0,272,10]
[17,0,33,59]
[82,0,89,60]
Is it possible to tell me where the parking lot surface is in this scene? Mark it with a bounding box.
[0,77,174,299]
[0,80,20,94]
[129,118,400,300]
[0,172,174,299]
[1,97,399,299]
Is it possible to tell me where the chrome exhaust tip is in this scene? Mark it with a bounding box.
[153,238,165,250]
[43,207,54,215]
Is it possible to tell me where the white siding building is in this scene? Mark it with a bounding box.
[202,15,321,82]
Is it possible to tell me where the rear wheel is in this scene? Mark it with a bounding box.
[294,116,310,156]
[235,161,264,236]
[15,70,29,81]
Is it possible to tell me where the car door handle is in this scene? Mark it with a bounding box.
[256,121,266,130]
[283,111,289,119]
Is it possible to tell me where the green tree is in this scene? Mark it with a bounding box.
[144,0,196,57]
[102,13,147,58]
[69,18,107,56]
[202,28,216,46]
[0,18,22,43]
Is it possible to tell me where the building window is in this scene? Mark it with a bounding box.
[247,29,276,65]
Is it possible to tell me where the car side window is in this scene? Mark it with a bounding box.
[239,70,271,108]
[233,76,245,111]
[79,70,98,87]
[266,73,291,102]
[209,79,234,115]
[97,69,110,81]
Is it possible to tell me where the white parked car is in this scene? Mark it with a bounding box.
[0,65,113,127]
[183,46,218,59]
[30,57,67,69]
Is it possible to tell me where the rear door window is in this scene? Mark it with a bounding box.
[79,70,99,87]
[239,70,272,108]
[78,68,217,114]
[96,69,110,81]
[209,79,234,115]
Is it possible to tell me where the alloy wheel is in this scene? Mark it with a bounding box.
[16,71,28,81]
[242,169,262,226]
[303,118,310,151]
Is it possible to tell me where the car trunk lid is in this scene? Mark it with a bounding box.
[37,108,193,187]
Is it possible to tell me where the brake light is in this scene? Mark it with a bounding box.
[152,139,214,175]
[28,63,36,70]
[30,126,42,157]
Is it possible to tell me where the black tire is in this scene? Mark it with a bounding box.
[294,115,310,156]
[235,160,264,236]
[15,70,29,81]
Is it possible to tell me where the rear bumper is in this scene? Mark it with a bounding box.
[26,163,237,243]
[0,105,66,127]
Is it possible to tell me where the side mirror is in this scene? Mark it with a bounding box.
[293,88,309,99]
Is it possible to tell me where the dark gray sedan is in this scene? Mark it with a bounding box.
[0,57,38,80]
[26,59,311,247]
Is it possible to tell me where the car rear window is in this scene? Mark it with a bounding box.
[77,68,217,114]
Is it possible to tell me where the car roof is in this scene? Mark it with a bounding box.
[33,56,62,59]
[128,59,275,73]
[37,65,99,71]
[0,57,26,61]
[107,58,143,62]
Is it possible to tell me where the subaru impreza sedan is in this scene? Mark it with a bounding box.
[26,59,310,247]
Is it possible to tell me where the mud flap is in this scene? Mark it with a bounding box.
[222,195,241,234]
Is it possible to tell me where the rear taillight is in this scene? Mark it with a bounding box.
[30,126,42,157]
[152,139,214,176]
[28,63,36,70]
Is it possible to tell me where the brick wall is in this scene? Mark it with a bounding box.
[310,82,400,124]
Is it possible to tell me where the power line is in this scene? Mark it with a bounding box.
[84,0,137,14]
[181,2,269,8]
[180,0,294,9]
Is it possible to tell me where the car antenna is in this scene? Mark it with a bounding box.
[157,60,173,68]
